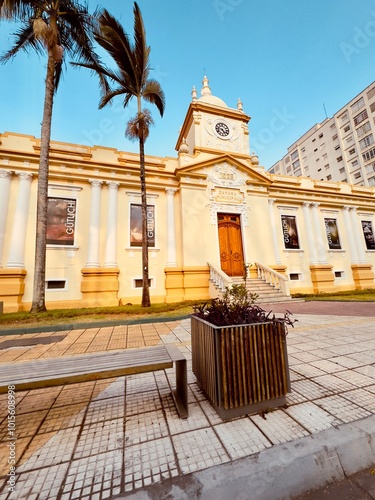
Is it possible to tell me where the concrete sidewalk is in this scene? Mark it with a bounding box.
[0,304,375,499]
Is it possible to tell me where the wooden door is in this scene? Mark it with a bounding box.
[217,213,244,277]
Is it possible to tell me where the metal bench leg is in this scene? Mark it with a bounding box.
[165,345,189,418]
[173,358,188,419]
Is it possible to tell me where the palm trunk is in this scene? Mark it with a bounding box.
[139,134,151,307]
[30,50,55,313]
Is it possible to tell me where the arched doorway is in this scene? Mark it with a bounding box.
[217,213,244,277]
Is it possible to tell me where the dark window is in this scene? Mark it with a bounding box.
[134,279,152,288]
[46,280,66,289]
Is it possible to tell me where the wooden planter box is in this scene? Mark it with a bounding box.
[191,315,291,420]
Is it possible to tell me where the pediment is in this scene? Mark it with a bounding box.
[175,154,272,188]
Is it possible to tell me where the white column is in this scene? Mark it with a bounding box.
[85,180,102,268]
[166,188,178,266]
[268,199,282,264]
[6,172,33,268]
[0,170,13,268]
[302,202,318,263]
[104,181,119,267]
[342,206,359,263]
[349,206,367,263]
[311,203,328,264]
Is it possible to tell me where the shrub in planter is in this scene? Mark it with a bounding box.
[191,284,296,420]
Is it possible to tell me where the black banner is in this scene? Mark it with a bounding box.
[46,198,76,246]
[362,221,375,250]
[130,204,155,247]
[281,215,299,249]
[324,218,341,249]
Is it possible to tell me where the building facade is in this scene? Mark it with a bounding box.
[269,81,375,187]
[1,76,375,312]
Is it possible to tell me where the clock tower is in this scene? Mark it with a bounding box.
[175,75,251,158]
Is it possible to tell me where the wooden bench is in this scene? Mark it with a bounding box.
[0,344,188,418]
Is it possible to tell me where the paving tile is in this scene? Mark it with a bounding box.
[0,410,48,441]
[354,365,375,380]
[74,418,123,459]
[285,401,342,432]
[0,436,33,477]
[123,436,178,493]
[172,428,230,474]
[292,364,328,378]
[314,395,372,423]
[251,410,310,444]
[290,352,323,363]
[333,370,375,388]
[308,349,333,359]
[164,398,209,435]
[92,378,125,401]
[286,389,309,405]
[53,383,96,407]
[84,396,124,425]
[214,418,272,459]
[295,340,332,351]
[0,462,69,500]
[309,359,345,373]
[341,388,375,412]
[125,389,162,416]
[289,369,306,382]
[62,449,122,499]
[124,410,168,446]
[199,400,226,425]
[347,351,375,364]
[17,427,79,472]
[313,373,357,393]
[15,388,62,414]
[125,373,158,394]
[328,355,366,369]
[39,404,85,434]
[292,379,333,400]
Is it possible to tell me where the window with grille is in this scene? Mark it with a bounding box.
[357,121,371,137]
[351,97,365,113]
[363,147,375,162]
[354,110,368,126]
[359,134,374,150]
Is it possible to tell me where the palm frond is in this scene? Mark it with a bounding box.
[142,79,165,117]
[133,2,149,89]
[95,9,137,84]
[125,108,154,142]
[0,0,35,20]
[0,21,45,63]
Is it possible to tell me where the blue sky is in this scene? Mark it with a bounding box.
[1,0,375,169]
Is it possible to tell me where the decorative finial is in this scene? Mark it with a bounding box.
[237,98,243,111]
[191,86,197,102]
[201,75,212,97]
[179,138,189,155]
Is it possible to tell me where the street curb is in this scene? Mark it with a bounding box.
[115,415,375,500]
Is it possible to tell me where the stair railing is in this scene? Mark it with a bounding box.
[254,262,290,297]
[207,262,232,292]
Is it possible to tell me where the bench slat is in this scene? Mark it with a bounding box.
[0,344,188,418]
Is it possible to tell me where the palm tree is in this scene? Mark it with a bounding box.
[73,3,165,307]
[0,1,105,312]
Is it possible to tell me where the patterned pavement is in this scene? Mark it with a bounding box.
[0,306,375,499]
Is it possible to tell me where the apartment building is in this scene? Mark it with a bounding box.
[269,81,375,186]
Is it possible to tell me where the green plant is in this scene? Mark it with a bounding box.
[193,284,295,329]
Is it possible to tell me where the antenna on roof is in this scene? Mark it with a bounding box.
[323,103,328,119]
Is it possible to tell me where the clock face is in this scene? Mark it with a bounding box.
[215,122,230,138]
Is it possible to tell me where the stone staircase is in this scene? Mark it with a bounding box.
[230,277,294,305]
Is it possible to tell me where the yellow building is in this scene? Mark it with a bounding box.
[1,76,375,312]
